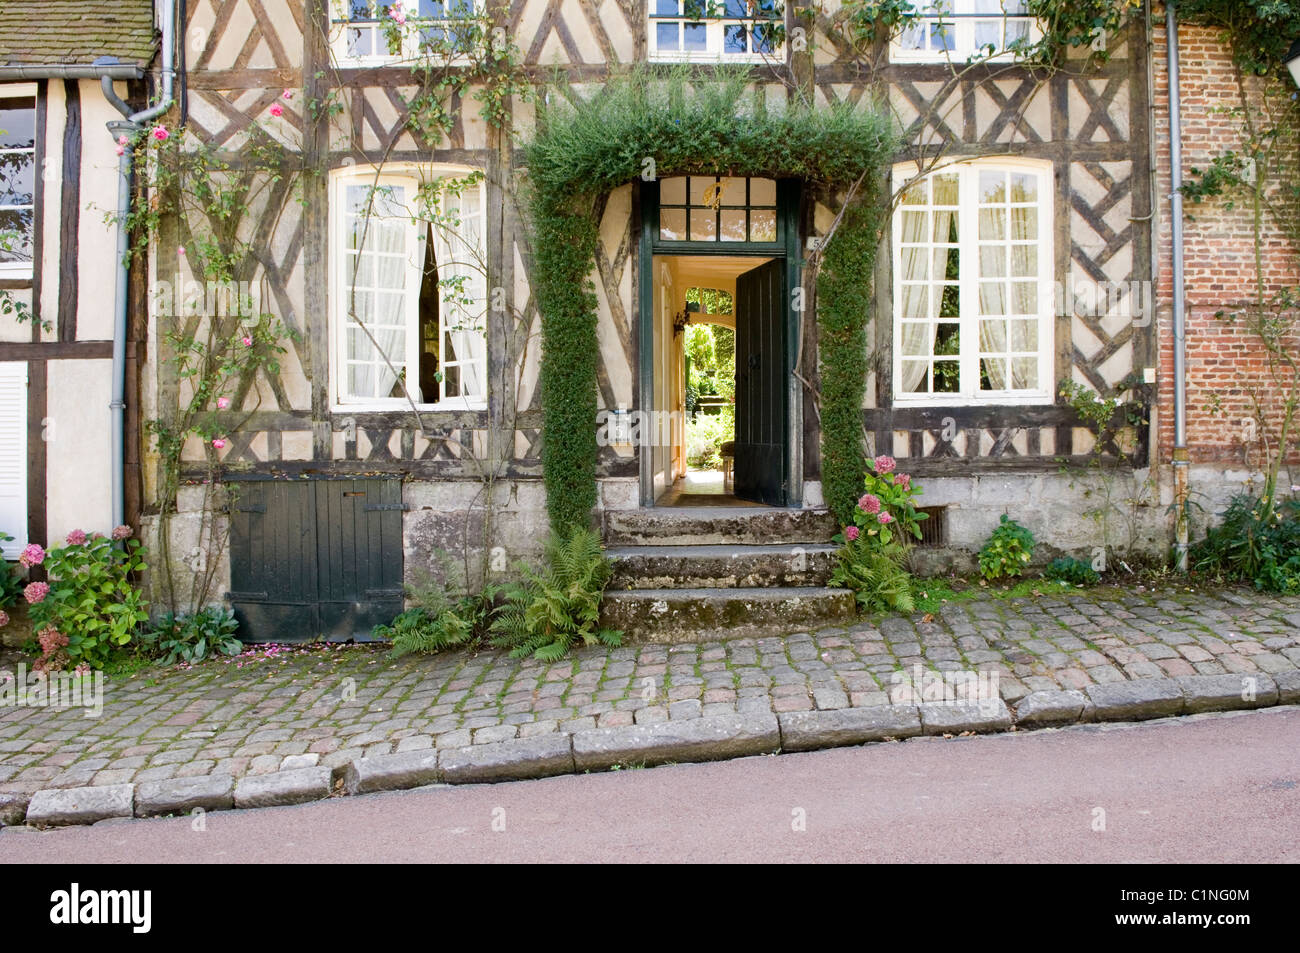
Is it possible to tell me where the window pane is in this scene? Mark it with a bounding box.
[749,208,776,241]
[974,21,1000,50]
[901,247,929,282]
[933,361,960,392]
[0,160,33,207]
[656,22,680,50]
[723,24,747,53]
[720,209,746,242]
[939,283,960,318]
[1009,318,1037,351]
[901,360,929,393]
[0,208,32,262]
[0,101,35,148]
[980,245,1007,277]
[661,177,687,205]
[659,208,686,241]
[750,178,776,206]
[899,210,927,242]
[933,173,959,206]
[1010,206,1036,240]
[689,176,716,206]
[1010,172,1038,203]
[979,171,1006,204]
[1011,356,1037,389]
[980,318,1007,353]
[930,22,954,52]
[1012,281,1037,314]
[900,285,929,319]
[655,0,678,14]
[980,357,1007,390]
[901,322,930,355]
[899,23,924,50]
[1011,245,1036,277]
[935,322,960,355]
[979,281,1006,316]
[933,210,958,243]
[684,22,707,51]
[724,0,746,16]
[347,27,372,57]
[689,208,717,241]
[979,208,1004,240]
[718,177,746,206]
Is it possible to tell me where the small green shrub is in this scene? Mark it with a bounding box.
[0,532,21,614]
[978,515,1036,580]
[489,528,621,661]
[142,606,243,664]
[1043,556,1100,586]
[829,539,915,614]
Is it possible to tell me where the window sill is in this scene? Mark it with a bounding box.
[891,393,1053,408]
[332,401,487,414]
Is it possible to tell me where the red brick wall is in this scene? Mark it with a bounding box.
[1153,17,1300,468]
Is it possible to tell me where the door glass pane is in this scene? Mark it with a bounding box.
[659,208,687,241]
[660,176,687,205]
[720,209,747,242]
[689,208,717,241]
[749,209,776,241]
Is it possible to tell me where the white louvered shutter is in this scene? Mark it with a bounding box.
[0,362,28,559]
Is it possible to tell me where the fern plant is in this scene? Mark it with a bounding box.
[829,539,915,614]
[373,566,500,658]
[489,528,621,661]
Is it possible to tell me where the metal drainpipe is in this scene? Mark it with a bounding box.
[101,0,177,530]
[1167,2,1190,571]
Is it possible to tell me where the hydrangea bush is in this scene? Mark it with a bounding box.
[23,526,149,670]
[837,455,928,549]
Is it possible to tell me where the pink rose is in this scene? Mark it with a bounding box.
[269,102,284,118]
[874,455,896,475]
[241,335,253,347]
[844,525,860,542]
[24,581,50,604]
[151,125,169,141]
[115,145,125,156]
[117,134,129,146]
[65,529,87,545]
[18,543,44,568]
[878,512,893,525]
[111,524,134,541]
[217,397,231,410]
[177,245,186,256]
[858,493,881,515]
[212,438,227,450]
[283,89,293,100]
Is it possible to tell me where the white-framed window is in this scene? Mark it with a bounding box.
[330,0,480,65]
[648,0,785,64]
[0,85,37,278]
[892,158,1054,406]
[889,1,1040,63]
[330,164,487,409]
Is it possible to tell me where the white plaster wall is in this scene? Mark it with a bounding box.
[75,81,128,342]
[45,358,113,539]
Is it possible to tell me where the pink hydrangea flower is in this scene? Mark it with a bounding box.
[111,524,134,541]
[874,454,896,475]
[38,626,67,653]
[0,610,8,628]
[217,396,231,410]
[878,512,893,525]
[18,543,44,568]
[212,438,227,450]
[844,525,860,541]
[858,493,881,515]
[65,529,87,545]
[895,473,911,490]
[74,662,91,677]
[151,125,169,141]
[269,102,284,118]
[24,581,50,604]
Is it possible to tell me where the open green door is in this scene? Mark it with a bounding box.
[733,258,788,506]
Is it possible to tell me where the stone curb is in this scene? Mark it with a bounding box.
[135,774,234,817]
[778,705,921,751]
[233,767,332,809]
[26,784,134,827]
[8,684,1300,828]
[572,713,780,771]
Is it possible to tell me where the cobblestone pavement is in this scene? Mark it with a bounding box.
[2,585,1299,795]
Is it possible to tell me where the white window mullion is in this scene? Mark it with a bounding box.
[959,165,977,401]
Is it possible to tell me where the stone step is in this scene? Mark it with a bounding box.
[602,506,839,546]
[607,543,838,589]
[600,586,856,644]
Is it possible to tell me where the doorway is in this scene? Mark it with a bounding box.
[638,176,802,509]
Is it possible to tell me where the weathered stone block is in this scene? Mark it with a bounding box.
[1014,690,1090,726]
[135,774,234,817]
[918,699,1013,734]
[439,734,574,783]
[1178,674,1278,713]
[572,713,779,770]
[778,705,921,751]
[233,767,331,809]
[26,784,134,827]
[344,750,441,795]
[1087,678,1184,721]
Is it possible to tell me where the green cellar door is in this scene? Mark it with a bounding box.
[228,478,405,643]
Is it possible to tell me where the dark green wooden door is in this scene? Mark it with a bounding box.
[733,258,787,506]
[228,478,405,642]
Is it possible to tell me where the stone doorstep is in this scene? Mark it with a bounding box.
[10,680,1300,827]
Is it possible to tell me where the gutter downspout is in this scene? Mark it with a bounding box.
[101,0,177,531]
[1167,1,1191,572]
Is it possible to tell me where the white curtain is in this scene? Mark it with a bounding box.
[429,182,486,401]
[346,184,409,400]
[898,206,955,393]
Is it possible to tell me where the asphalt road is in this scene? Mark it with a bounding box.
[3,707,1297,863]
